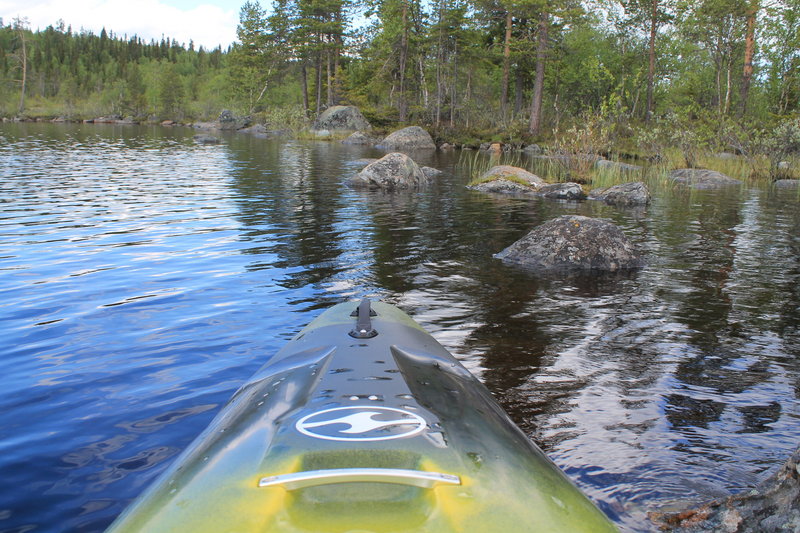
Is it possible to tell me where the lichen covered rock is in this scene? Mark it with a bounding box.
[376,126,436,150]
[346,152,430,191]
[590,181,651,206]
[536,182,586,200]
[314,106,371,132]
[670,169,742,189]
[478,165,545,187]
[495,215,643,272]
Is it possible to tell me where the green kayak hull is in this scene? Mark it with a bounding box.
[107,300,617,532]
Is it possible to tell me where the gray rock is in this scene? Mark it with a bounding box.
[467,178,538,195]
[313,105,371,132]
[775,179,800,188]
[536,182,586,200]
[590,181,651,206]
[192,121,219,130]
[595,159,643,174]
[421,167,443,180]
[346,152,430,191]
[778,161,790,170]
[93,115,122,124]
[495,215,643,272]
[238,124,268,136]
[377,126,436,150]
[523,143,543,155]
[218,109,251,130]
[439,142,455,150]
[193,134,221,144]
[342,131,377,145]
[714,152,739,160]
[650,446,800,532]
[670,169,742,189]
[478,165,546,187]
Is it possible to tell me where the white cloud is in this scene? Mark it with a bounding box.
[0,0,238,49]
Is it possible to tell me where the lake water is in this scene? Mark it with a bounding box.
[1,122,798,532]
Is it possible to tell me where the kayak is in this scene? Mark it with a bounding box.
[107,299,617,532]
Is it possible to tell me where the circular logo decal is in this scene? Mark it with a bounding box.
[295,406,427,442]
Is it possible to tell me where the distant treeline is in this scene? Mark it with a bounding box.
[2,0,799,144]
[0,18,228,120]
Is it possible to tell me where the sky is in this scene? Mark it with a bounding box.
[0,0,241,49]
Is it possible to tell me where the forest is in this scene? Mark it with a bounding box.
[1,0,799,154]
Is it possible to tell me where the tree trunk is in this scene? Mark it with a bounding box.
[645,0,658,122]
[326,45,333,107]
[739,1,758,116]
[501,10,512,115]
[315,51,322,115]
[435,0,444,127]
[398,0,409,122]
[301,63,309,114]
[529,11,548,136]
[450,39,457,127]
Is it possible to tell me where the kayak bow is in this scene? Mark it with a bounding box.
[107,299,617,532]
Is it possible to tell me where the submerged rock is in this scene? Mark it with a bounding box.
[346,152,430,190]
[495,215,643,272]
[590,181,651,206]
[650,446,800,532]
[193,134,221,144]
[670,169,742,189]
[536,182,586,200]
[376,126,436,151]
[421,167,443,180]
[313,105,371,132]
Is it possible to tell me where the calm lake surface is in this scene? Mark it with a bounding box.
[1,122,799,532]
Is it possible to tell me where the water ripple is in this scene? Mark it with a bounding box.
[1,123,799,532]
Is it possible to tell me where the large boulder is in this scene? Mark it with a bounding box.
[346,152,430,191]
[377,126,436,150]
[495,215,643,272]
[650,446,800,532]
[218,109,251,131]
[589,181,651,206]
[670,169,742,189]
[535,182,586,200]
[313,105,371,132]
